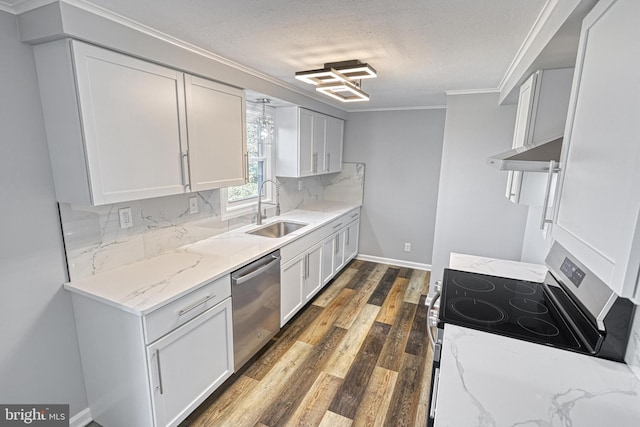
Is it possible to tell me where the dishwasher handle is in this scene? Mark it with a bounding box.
[233,254,280,285]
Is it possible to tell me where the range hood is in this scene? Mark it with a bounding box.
[487,136,562,172]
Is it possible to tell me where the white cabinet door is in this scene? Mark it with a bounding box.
[321,236,335,285]
[312,112,327,174]
[506,72,538,203]
[552,0,640,300]
[333,230,346,275]
[299,109,315,177]
[506,68,573,205]
[325,116,344,173]
[184,75,246,192]
[71,41,188,205]
[280,255,305,326]
[344,220,360,263]
[147,298,233,427]
[303,243,323,301]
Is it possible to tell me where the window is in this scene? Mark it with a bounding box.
[220,102,274,219]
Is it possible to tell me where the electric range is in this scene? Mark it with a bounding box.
[426,242,636,426]
[439,269,588,353]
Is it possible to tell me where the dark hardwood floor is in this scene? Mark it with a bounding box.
[182,260,433,427]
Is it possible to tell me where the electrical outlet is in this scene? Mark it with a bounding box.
[404,243,411,252]
[189,197,198,214]
[298,180,303,191]
[118,207,133,229]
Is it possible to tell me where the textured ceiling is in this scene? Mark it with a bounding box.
[55,0,549,109]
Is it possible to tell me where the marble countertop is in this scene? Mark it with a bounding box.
[63,202,360,315]
[435,324,640,426]
[449,252,548,282]
[433,253,640,426]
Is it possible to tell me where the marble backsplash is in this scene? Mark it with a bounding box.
[61,162,364,281]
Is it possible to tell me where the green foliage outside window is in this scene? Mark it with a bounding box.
[227,117,266,202]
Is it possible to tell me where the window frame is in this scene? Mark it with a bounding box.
[220,102,275,220]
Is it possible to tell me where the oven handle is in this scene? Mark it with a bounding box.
[429,367,440,420]
[427,291,441,347]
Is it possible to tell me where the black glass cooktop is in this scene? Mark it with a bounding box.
[440,268,587,353]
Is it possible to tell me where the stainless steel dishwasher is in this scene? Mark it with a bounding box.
[231,250,281,369]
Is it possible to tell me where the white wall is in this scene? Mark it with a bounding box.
[343,109,446,267]
[430,92,530,288]
[0,11,88,417]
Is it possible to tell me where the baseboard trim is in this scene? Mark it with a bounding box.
[70,407,92,427]
[355,254,431,271]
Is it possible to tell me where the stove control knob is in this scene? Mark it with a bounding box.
[434,280,442,293]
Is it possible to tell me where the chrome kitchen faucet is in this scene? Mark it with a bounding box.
[256,179,280,225]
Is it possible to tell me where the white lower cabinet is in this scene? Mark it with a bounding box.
[147,299,233,427]
[280,208,361,325]
[281,254,306,326]
[344,220,360,263]
[303,243,323,301]
[321,237,335,285]
[280,243,323,326]
[71,275,233,427]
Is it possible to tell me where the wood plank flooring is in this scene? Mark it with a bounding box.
[182,260,434,427]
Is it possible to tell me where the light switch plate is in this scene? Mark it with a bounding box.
[189,197,198,214]
[118,207,133,229]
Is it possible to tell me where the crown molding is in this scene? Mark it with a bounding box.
[0,2,14,13]
[446,88,499,96]
[498,0,557,93]
[12,0,345,112]
[347,105,446,113]
[1,0,56,14]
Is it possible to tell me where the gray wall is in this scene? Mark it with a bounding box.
[344,109,446,266]
[0,11,87,416]
[430,93,530,288]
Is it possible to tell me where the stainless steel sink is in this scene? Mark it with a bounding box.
[247,221,307,238]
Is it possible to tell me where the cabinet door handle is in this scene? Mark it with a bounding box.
[335,234,340,255]
[540,160,558,230]
[351,213,358,219]
[178,294,215,316]
[346,228,350,246]
[305,254,309,279]
[326,153,330,172]
[244,153,249,182]
[181,152,191,192]
[332,223,343,230]
[313,152,318,174]
[155,349,164,395]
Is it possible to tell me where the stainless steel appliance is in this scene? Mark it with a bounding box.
[231,250,281,369]
[426,242,635,426]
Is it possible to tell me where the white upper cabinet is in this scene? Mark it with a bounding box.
[506,68,574,205]
[276,107,344,177]
[325,116,344,174]
[552,0,640,301]
[33,40,246,206]
[184,75,246,192]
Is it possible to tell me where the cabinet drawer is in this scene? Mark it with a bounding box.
[326,209,360,234]
[144,275,231,344]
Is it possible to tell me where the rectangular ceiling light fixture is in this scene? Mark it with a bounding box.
[295,59,376,102]
[294,68,350,86]
[316,80,370,102]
